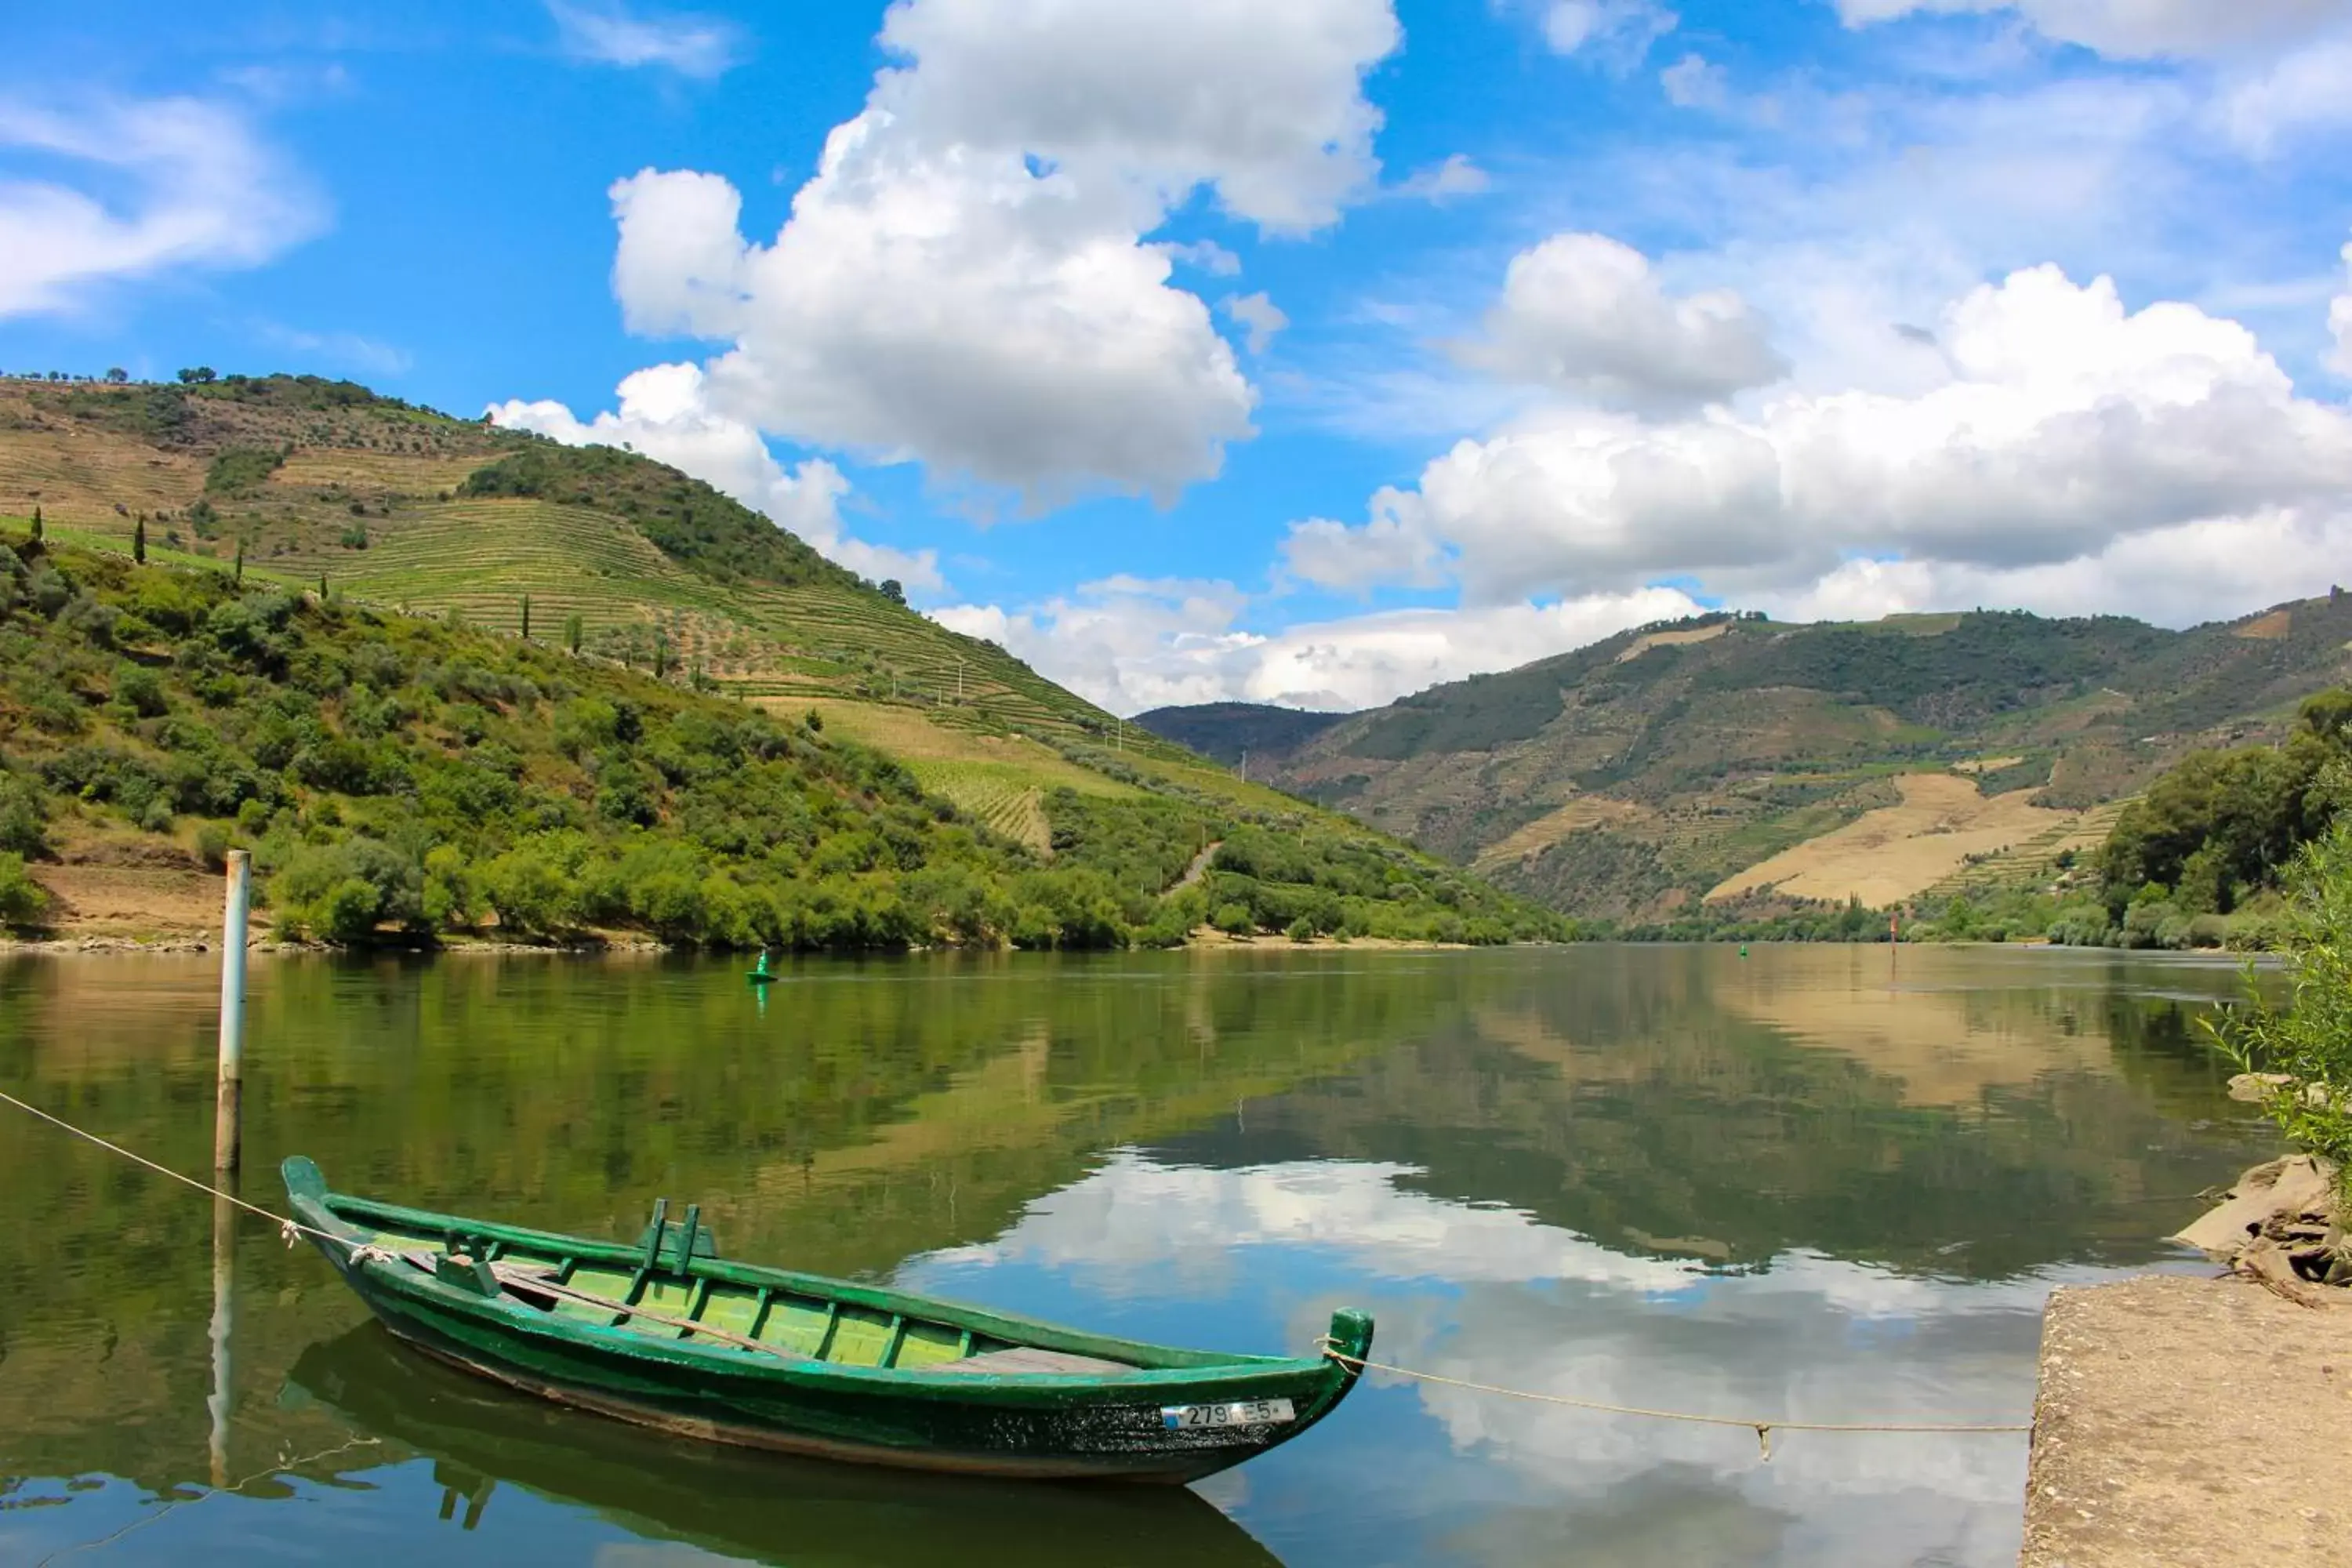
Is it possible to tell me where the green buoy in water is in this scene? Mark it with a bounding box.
[747,949,779,985]
[1739,944,1749,957]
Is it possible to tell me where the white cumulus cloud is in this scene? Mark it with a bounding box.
[931,577,1699,713]
[1536,1,1681,64]
[875,0,1401,234]
[1660,52,1733,110]
[546,1,744,78]
[1295,263,2352,608]
[583,0,1402,508]
[1455,232,1790,412]
[1389,153,1494,202]
[1223,292,1290,354]
[488,363,942,593]
[2220,32,2352,151]
[0,95,323,318]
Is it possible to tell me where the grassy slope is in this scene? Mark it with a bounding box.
[0,373,1563,946]
[1240,604,2352,920]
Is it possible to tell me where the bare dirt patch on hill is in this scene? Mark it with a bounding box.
[1613,622,1729,662]
[1706,772,2078,907]
[1473,797,1658,872]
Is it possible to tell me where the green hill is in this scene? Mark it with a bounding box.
[0,371,1567,949]
[1205,601,2352,922]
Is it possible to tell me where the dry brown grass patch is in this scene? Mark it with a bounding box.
[1474,797,1657,870]
[1706,772,2079,907]
[1614,622,1730,662]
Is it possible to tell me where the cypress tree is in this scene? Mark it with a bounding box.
[234,539,245,586]
[565,614,583,655]
[521,593,532,641]
[28,505,41,542]
[132,515,147,564]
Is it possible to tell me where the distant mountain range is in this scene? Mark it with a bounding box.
[1135,600,2352,920]
[1128,702,1351,769]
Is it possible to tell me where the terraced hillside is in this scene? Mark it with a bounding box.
[0,375,1187,760]
[1207,601,2352,920]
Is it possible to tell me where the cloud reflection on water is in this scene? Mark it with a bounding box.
[916,1151,2148,1566]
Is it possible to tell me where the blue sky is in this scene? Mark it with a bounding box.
[6,1,2352,713]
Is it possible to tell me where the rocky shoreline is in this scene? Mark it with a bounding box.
[2171,1149,2351,1301]
[2021,1151,2349,1565]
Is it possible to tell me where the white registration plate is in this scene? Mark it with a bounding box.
[1160,1398,1296,1431]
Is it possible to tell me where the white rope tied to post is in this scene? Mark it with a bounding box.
[0,1088,394,1266]
[1316,1340,2033,1459]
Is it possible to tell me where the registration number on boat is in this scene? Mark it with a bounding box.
[1160,1399,1296,1431]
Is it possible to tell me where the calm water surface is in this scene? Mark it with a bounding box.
[0,946,2278,1566]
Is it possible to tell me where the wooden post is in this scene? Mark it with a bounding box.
[215,850,250,1174]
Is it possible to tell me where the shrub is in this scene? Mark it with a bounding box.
[0,777,49,858]
[482,844,576,937]
[316,877,386,943]
[114,662,169,717]
[1009,904,1061,949]
[2045,907,2112,947]
[2205,818,2352,1185]
[1134,909,1193,949]
[205,446,286,495]
[269,837,423,940]
[1285,916,1316,942]
[0,852,49,927]
[422,844,474,929]
[2121,894,2181,949]
[194,822,232,871]
[1213,901,1254,937]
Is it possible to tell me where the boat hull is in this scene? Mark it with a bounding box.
[288,1326,1288,1566]
[393,1325,1248,1482]
[287,1158,1370,1483]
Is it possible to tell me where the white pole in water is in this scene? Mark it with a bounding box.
[208,1191,235,1487]
[214,850,250,1174]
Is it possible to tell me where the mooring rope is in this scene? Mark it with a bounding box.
[34,1436,383,1567]
[0,1089,397,1265]
[1318,1345,2033,1459]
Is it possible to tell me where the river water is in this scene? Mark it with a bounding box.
[0,946,2278,1566]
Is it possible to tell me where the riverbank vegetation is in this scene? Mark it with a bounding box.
[0,535,1561,949]
[2205,817,2352,1181]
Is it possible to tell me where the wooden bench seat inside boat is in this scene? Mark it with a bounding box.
[391,1243,1140,1376]
[931,1346,1139,1377]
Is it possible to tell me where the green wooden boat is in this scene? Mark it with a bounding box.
[283,1157,1372,1483]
